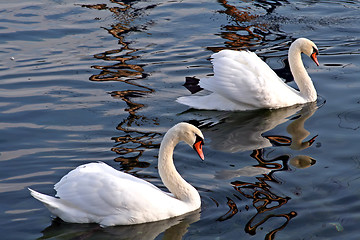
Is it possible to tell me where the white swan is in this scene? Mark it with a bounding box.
[29,122,205,227]
[177,38,320,111]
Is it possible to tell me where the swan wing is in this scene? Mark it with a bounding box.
[199,50,299,109]
[53,162,180,225]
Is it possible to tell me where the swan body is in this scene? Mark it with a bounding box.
[29,122,205,227]
[177,38,319,111]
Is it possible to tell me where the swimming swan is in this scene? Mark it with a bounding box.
[177,38,320,111]
[29,122,205,227]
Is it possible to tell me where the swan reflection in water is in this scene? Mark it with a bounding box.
[195,101,320,153]
[213,102,320,181]
[39,209,200,240]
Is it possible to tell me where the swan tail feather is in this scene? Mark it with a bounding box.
[29,188,90,223]
[29,188,60,208]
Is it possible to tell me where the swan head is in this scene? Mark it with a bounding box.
[293,38,319,66]
[173,122,205,160]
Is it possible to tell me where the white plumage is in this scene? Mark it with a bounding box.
[29,122,205,227]
[177,38,320,111]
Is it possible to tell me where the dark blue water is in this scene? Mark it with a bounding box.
[1,0,360,239]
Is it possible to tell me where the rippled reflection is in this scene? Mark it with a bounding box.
[265,102,319,151]
[231,149,299,240]
[84,2,148,82]
[209,0,262,51]
[83,2,160,170]
[212,150,299,239]
[214,147,315,240]
[209,0,291,53]
[111,120,161,171]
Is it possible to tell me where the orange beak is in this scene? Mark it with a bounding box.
[311,52,319,66]
[193,140,204,161]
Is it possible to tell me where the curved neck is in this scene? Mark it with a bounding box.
[286,102,317,150]
[158,129,200,205]
[288,44,317,102]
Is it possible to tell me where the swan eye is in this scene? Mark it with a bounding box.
[194,134,204,146]
[312,47,319,55]
[311,47,320,66]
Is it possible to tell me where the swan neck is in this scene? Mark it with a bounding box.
[288,44,317,102]
[158,129,200,205]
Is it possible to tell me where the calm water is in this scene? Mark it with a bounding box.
[1,0,360,239]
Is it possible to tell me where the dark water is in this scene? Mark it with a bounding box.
[1,0,360,239]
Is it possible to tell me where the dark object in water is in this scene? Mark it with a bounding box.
[183,77,203,94]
